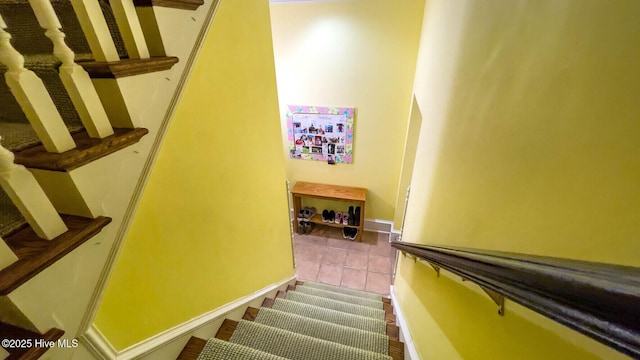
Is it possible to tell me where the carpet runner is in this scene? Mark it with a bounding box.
[191,281,401,360]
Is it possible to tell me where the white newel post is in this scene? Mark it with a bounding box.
[0,15,75,153]
[29,0,115,139]
[0,139,68,240]
[109,0,150,59]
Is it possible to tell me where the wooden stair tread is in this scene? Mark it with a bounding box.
[133,0,205,10]
[243,307,259,321]
[0,215,111,295]
[0,322,64,360]
[176,336,207,360]
[77,56,179,79]
[386,324,399,341]
[214,319,237,341]
[388,339,404,360]
[14,128,148,172]
[261,298,275,308]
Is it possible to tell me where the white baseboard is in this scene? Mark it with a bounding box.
[390,285,420,360]
[83,275,297,360]
[363,218,395,234]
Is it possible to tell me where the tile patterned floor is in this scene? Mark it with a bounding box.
[293,225,397,296]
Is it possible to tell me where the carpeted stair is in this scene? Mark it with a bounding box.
[178,281,404,360]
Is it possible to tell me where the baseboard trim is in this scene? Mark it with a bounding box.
[83,325,118,359]
[363,218,395,234]
[83,275,296,359]
[390,285,420,360]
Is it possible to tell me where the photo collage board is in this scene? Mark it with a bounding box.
[287,105,355,164]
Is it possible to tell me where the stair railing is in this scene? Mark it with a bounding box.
[0,138,68,240]
[0,14,76,153]
[28,0,115,139]
[108,0,150,59]
[69,0,121,62]
[391,240,640,359]
[0,235,18,270]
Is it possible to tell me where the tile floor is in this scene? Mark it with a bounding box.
[293,225,397,296]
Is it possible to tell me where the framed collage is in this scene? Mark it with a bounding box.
[286,105,355,164]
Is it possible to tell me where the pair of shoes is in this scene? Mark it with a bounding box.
[322,209,335,223]
[335,212,342,224]
[303,207,317,221]
[298,207,316,221]
[298,221,315,235]
[354,206,360,226]
[342,227,358,240]
[304,221,314,234]
[347,206,355,226]
[342,212,349,225]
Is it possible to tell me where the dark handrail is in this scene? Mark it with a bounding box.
[390,240,640,359]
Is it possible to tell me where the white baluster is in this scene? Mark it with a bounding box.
[0,15,75,153]
[0,138,68,240]
[109,0,150,59]
[29,0,114,139]
[68,0,120,62]
[0,235,18,270]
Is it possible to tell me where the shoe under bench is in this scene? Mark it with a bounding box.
[291,181,366,241]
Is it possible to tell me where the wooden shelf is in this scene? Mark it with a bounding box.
[291,182,366,241]
[291,182,366,202]
[307,214,359,229]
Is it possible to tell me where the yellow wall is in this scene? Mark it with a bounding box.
[396,0,639,359]
[270,0,425,221]
[94,0,294,350]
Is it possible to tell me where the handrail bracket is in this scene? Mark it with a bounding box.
[481,287,504,316]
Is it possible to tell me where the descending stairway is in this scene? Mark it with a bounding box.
[178,281,404,360]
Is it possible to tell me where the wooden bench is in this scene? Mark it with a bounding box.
[291,182,366,241]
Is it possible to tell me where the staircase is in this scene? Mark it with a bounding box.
[0,0,218,358]
[178,281,404,360]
